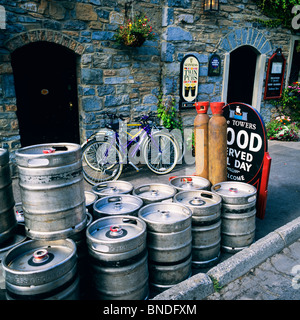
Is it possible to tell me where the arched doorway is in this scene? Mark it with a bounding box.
[11,41,80,147]
[227,45,259,105]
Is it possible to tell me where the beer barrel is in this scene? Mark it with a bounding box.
[133,183,177,204]
[138,203,192,291]
[93,195,143,219]
[86,215,149,300]
[2,239,79,300]
[0,148,17,244]
[212,181,257,252]
[15,143,87,240]
[174,190,222,267]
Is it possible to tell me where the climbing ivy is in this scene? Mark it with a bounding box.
[256,0,300,30]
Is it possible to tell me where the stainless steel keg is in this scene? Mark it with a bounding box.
[169,175,210,192]
[86,215,149,300]
[212,181,257,253]
[85,191,98,214]
[191,220,221,268]
[173,190,222,267]
[211,181,257,204]
[138,203,192,288]
[92,181,133,198]
[93,195,143,219]
[15,143,87,240]
[0,224,27,297]
[133,183,177,204]
[174,190,222,225]
[2,239,79,300]
[0,148,17,244]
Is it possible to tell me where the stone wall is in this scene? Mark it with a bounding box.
[0,0,296,153]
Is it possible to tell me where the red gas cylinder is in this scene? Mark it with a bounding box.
[208,102,227,185]
[194,101,209,179]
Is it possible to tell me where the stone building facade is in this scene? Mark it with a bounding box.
[0,0,298,157]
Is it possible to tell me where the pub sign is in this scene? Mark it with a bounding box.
[223,102,272,219]
[264,48,286,100]
[180,54,200,108]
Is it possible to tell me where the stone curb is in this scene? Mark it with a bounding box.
[152,216,300,300]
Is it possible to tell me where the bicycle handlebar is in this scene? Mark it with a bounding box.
[103,111,157,124]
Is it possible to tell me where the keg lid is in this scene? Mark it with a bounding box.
[15,143,81,168]
[0,148,9,166]
[138,203,192,232]
[174,190,222,209]
[133,183,177,203]
[2,239,76,276]
[85,191,98,207]
[93,195,143,217]
[86,216,146,253]
[92,181,133,197]
[169,176,210,191]
[211,181,257,204]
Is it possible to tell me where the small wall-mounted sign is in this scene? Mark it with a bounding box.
[264,48,286,100]
[180,54,200,108]
[208,53,221,76]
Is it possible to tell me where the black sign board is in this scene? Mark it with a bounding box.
[223,102,267,185]
[208,54,221,76]
[180,54,200,109]
[264,48,286,100]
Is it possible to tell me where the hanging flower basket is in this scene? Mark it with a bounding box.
[115,14,155,48]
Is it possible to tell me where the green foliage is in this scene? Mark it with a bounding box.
[115,13,155,47]
[256,0,300,29]
[270,82,300,123]
[157,92,182,131]
[266,116,299,141]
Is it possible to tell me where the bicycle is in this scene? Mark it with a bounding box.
[81,112,180,185]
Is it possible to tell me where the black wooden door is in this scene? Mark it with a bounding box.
[12,41,80,147]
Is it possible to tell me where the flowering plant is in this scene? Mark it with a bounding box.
[115,14,155,47]
[266,115,299,141]
[271,82,300,123]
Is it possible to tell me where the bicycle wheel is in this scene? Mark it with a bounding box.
[143,132,179,174]
[82,139,123,184]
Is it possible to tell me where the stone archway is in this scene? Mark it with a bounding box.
[215,27,273,111]
[5,29,85,55]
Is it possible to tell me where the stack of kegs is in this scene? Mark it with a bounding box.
[1,143,90,300]
[174,190,222,268]
[211,181,257,253]
[138,202,192,295]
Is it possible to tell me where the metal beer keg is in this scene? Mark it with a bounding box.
[133,183,177,204]
[212,181,257,252]
[86,215,149,300]
[174,190,222,225]
[0,224,27,298]
[0,148,17,244]
[85,191,98,215]
[15,143,87,240]
[2,239,79,300]
[93,195,143,219]
[174,190,222,267]
[169,175,210,192]
[92,181,133,198]
[138,203,192,291]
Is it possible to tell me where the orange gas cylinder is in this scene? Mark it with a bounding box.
[194,101,209,179]
[208,102,227,185]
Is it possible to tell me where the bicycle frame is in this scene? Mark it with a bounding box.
[85,120,163,170]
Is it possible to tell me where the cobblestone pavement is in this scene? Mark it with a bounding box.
[206,239,300,300]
